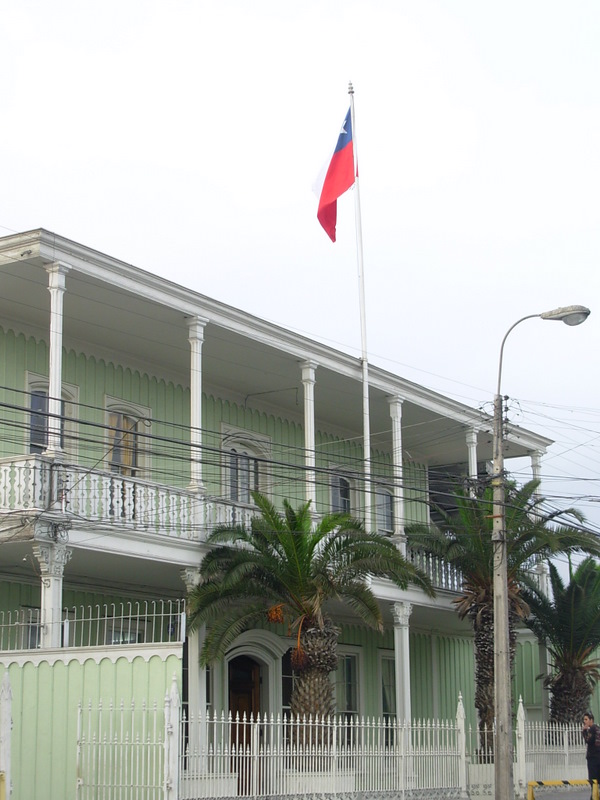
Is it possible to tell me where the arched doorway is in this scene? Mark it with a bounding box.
[228,655,261,720]
[229,655,261,794]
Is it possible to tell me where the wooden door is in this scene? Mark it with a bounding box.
[229,656,261,794]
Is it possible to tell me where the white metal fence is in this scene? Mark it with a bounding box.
[0,599,185,651]
[77,699,166,800]
[179,707,463,798]
[74,686,592,800]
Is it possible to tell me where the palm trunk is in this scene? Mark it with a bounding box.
[472,603,519,755]
[289,620,339,748]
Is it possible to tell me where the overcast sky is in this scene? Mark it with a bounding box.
[2,0,599,549]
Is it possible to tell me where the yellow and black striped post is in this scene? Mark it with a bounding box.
[527,779,598,800]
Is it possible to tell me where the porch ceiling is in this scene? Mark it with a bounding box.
[0,231,546,468]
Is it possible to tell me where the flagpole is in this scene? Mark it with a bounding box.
[348,82,372,529]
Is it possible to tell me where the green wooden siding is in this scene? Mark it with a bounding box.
[0,653,181,800]
[0,324,430,516]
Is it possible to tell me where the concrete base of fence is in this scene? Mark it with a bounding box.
[527,780,597,800]
[180,773,238,799]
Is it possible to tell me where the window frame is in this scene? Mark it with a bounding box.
[375,485,394,534]
[26,372,79,459]
[379,652,396,720]
[334,645,364,719]
[221,425,271,503]
[105,397,151,479]
[330,470,358,515]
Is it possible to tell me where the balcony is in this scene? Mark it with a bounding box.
[0,454,257,541]
[0,455,463,595]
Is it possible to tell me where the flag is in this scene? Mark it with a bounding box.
[316,108,355,242]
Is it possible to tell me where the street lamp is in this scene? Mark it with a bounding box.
[493,304,590,800]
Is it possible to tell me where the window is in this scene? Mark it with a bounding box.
[229,448,260,503]
[375,487,394,534]
[19,607,41,649]
[282,647,296,717]
[380,656,396,720]
[105,398,150,478]
[335,653,359,719]
[331,474,352,514]
[29,390,65,453]
[108,411,140,476]
[26,374,78,457]
[105,618,146,645]
[222,427,271,503]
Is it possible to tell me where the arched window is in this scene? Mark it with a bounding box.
[108,411,140,476]
[222,427,271,503]
[229,447,260,503]
[26,373,78,458]
[106,398,151,477]
[375,487,394,534]
[331,474,352,514]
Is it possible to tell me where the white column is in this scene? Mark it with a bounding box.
[182,568,207,753]
[44,262,70,459]
[187,317,209,491]
[32,537,72,648]
[466,428,479,496]
[531,450,542,487]
[392,601,412,722]
[301,361,318,509]
[430,632,440,718]
[388,397,405,553]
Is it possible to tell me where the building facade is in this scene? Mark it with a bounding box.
[0,229,556,798]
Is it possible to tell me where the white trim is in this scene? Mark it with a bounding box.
[0,642,182,667]
[375,484,394,534]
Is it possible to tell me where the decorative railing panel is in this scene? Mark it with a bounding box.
[0,455,51,512]
[408,547,464,593]
[0,599,185,652]
[0,456,259,541]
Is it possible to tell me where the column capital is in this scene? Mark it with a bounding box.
[392,600,413,627]
[466,427,479,447]
[32,540,72,579]
[186,315,209,342]
[387,395,405,417]
[46,261,71,282]
[301,360,318,381]
[181,567,202,592]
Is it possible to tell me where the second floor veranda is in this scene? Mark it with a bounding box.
[0,453,464,595]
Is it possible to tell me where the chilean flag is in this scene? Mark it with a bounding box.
[316,108,355,242]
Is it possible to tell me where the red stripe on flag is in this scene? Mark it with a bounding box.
[317,139,355,242]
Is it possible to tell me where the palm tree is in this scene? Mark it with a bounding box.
[523,558,600,723]
[187,491,434,720]
[406,479,599,747]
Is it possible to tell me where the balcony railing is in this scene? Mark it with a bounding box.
[0,455,465,594]
[0,455,258,540]
[0,599,185,652]
[407,547,463,593]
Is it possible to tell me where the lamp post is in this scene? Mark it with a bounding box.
[492,305,590,800]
